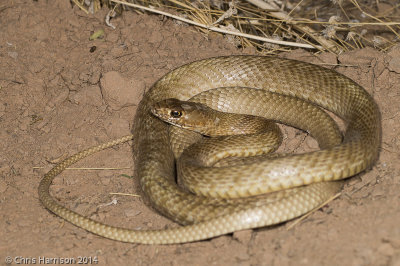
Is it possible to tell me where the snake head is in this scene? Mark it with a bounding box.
[151,98,216,134]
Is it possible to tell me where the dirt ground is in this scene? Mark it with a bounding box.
[1,1,400,265]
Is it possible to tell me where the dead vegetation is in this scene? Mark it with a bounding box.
[70,0,400,54]
[71,0,400,53]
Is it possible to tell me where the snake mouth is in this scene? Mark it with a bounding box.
[150,107,159,117]
[150,106,168,121]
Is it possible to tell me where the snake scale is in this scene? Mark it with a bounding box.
[39,56,380,244]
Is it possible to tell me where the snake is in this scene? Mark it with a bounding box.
[39,55,380,244]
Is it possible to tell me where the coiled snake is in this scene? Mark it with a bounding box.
[39,56,380,244]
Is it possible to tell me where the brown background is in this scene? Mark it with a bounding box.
[1,1,399,265]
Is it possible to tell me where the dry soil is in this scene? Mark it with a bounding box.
[1,1,400,266]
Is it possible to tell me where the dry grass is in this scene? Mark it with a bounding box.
[71,0,400,54]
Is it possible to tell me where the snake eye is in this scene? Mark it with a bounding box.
[170,110,182,118]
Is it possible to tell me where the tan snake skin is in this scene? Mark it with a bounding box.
[39,56,380,244]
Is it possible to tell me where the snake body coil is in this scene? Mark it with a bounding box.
[39,56,380,244]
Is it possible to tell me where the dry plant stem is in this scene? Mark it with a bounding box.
[271,0,304,36]
[245,0,338,52]
[168,0,194,12]
[110,0,318,49]
[33,167,131,170]
[286,192,342,230]
[71,0,89,14]
[236,5,400,27]
[349,0,400,39]
[109,192,141,197]
[268,20,317,49]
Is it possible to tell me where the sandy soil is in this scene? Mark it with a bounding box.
[1,1,399,265]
